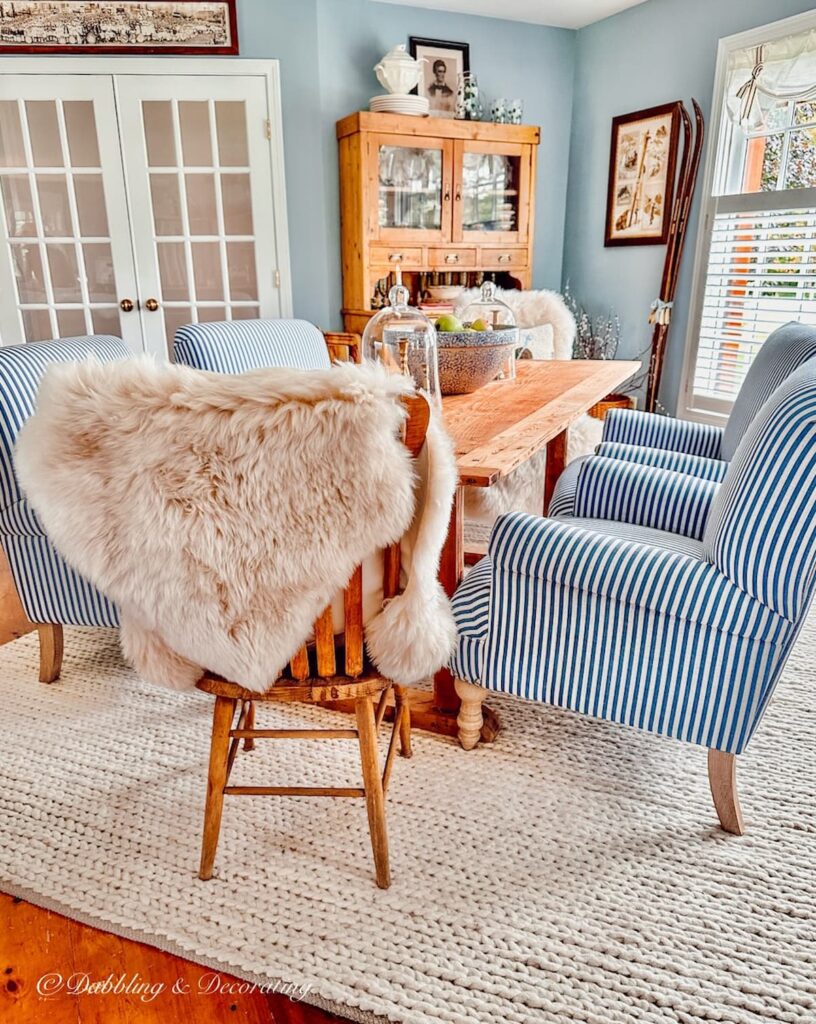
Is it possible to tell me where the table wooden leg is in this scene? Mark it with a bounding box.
[543,428,568,516]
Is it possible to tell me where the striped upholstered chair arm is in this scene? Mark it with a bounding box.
[595,442,728,482]
[572,457,719,540]
[487,512,784,641]
[602,408,724,458]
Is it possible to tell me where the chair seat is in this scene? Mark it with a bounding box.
[196,671,389,703]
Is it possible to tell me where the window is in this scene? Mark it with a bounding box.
[681,14,816,422]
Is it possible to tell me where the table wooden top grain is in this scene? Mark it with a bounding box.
[442,359,641,487]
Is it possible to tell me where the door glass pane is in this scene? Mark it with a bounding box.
[192,242,223,300]
[74,175,109,236]
[11,243,47,303]
[37,175,72,237]
[46,243,81,302]
[215,101,249,166]
[143,101,176,167]
[150,174,183,236]
[57,308,88,337]
[22,308,53,342]
[164,307,192,342]
[63,101,101,167]
[226,241,258,300]
[0,101,25,167]
[378,145,442,230]
[196,306,225,322]
[91,307,121,336]
[185,173,218,235]
[83,243,116,302]
[461,152,519,232]
[179,101,212,165]
[1,175,35,236]
[157,242,189,301]
[221,174,253,234]
[231,305,259,320]
[26,101,63,167]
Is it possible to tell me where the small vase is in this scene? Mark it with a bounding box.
[456,72,482,121]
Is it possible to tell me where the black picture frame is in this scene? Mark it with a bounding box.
[409,36,470,119]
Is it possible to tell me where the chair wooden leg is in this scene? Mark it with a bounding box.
[455,678,487,750]
[199,696,237,880]
[355,696,391,889]
[708,749,746,836]
[243,700,255,751]
[37,624,63,683]
[394,684,412,759]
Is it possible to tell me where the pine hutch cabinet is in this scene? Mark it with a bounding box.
[336,112,540,334]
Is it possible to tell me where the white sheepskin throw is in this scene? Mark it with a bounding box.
[15,357,457,692]
[454,286,576,359]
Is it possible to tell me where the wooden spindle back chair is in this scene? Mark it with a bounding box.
[196,392,431,890]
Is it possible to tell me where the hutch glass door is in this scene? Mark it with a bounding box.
[454,141,531,244]
[372,134,452,242]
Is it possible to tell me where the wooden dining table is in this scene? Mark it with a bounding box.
[405,358,641,741]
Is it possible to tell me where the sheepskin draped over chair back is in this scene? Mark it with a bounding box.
[15,357,457,692]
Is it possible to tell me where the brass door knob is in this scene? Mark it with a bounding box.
[119,298,134,312]
[144,298,160,312]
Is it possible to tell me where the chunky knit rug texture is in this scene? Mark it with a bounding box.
[1,627,814,1024]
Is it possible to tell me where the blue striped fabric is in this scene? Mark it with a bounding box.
[602,408,724,458]
[705,361,816,622]
[595,442,728,482]
[548,456,586,519]
[0,336,126,626]
[460,513,791,754]
[450,556,491,682]
[720,321,816,460]
[572,457,718,541]
[567,517,704,557]
[174,319,331,373]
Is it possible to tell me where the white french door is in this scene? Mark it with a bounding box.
[0,75,143,350]
[0,60,290,355]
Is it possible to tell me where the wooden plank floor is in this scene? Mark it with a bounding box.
[0,555,352,1024]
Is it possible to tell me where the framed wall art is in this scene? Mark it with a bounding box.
[605,101,681,246]
[0,1,239,55]
[409,36,469,119]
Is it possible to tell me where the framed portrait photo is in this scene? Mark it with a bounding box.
[409,36,469,119]
[0,1,239,55]
[605,102,681,246]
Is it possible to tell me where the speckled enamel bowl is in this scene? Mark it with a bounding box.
[437,326,518,395]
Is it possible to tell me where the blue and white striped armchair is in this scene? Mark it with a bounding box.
[450,359,816,834]
[174,318,358,373]
[554,321,816,508]
[0,337,126,681]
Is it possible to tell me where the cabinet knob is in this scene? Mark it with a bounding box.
[498,253,512,263]
[388,253,404,263]
[454,188,461,201]
[144,298,160,312]
[445,253,460,264]
[443,188,451,202]
[119,298,134,312]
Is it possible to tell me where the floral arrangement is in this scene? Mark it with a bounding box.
[564,283,621,361]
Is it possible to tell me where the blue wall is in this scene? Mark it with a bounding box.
[238,0,575,329]
[563,0,816,413]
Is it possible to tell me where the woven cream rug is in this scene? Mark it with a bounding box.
[1,627,814,1024]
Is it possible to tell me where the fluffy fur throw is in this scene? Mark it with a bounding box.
[454,286,576,359]
[16,358,458,692]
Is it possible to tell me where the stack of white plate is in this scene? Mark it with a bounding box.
[370,94,429,116]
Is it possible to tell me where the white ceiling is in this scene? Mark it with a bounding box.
[375,0,651,30]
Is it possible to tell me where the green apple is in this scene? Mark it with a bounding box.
[435,314,464,333]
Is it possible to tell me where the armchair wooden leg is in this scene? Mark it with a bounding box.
[243,700,255,751]
[708,749,746,835]
[37,624,63,683]
[199,696,237,880]
[394,684,412,759]
[455,678,487,750]
[355,696,391,889]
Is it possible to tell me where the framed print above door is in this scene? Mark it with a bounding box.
[0,2,239,55]
[605,101,681,246]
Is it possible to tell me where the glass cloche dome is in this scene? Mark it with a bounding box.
[362,283,440,402]
[460,280,518,379]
